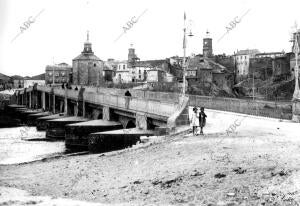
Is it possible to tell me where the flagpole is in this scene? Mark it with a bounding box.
[182,12,187,97]
[293,29,300,99]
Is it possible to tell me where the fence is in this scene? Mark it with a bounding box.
[189,95,292,120]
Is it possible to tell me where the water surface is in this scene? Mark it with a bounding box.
[0,126,65,165]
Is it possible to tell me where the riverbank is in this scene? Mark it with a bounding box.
[1,112,300,205]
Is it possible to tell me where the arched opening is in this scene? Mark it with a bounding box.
[126,120,136,129]
[97,113,103,119]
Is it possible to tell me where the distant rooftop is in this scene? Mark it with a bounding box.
[235,49,260,55]
[133,59,167,68]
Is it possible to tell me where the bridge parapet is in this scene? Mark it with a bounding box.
[27,87,33,92]
[15,86,190,131]
[66,89,79,100]
[83,91,178,118]
[53,88,65,97]
[37,85,52,93]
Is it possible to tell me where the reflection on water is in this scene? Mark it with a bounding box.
[0,127,65,165]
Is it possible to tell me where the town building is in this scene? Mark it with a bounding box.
[103,59,118,82]
[45,63,72,85]
[255,52,285,59]
[203,31,213,58]
[114,61,131,83]
[0,73,12,90]
[187,55,228,85]
[114,46,175,84]
[249,57,273,80]
[11,75,24,88]
[24,73,45,88]
[72,33,104,86]
[247,51,287,82]
[234,49,260,80]
[127,45,140,68]
[272,54,291,81]
[131,59,171,82]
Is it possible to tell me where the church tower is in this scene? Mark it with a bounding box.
[72,31,104,85]
[203,31,213,58]
[128,44,139,68]
[82,31,93,54]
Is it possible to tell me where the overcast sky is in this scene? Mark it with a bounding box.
[0,0,299,76]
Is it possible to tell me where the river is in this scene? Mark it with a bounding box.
[0,126,65,165]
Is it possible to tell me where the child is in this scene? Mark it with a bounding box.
[190,107,199,135]
[198,107,207,135]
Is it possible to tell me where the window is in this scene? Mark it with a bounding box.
[61,72,65,77]
[94,63,97,67]
[123,65,125,70]
[55,72,59,77]
[49,72,52,76]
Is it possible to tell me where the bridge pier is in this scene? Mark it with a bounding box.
[24,89,27,107]
[59,100,64,113]
[48,93,51,111]
[92,108,102,119]
[74,102,79,116]
[52,94,56,113]
[29,92,32,108]
[65,119,123,151]
[292,99,300,122]
[42,92,46,110]
[82,100,86,118]
[103,106,110,121]
[64,96,68,115]
[21,94,23,105]
[136,112,148,130]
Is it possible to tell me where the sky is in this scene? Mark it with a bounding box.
[0,0,299,76]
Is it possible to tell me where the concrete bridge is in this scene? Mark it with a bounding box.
[11,84,189,134]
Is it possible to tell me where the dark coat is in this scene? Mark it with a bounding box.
[199,112,207,127]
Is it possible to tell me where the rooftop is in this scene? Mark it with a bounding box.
[235,49,260,55]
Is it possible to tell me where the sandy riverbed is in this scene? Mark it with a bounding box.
[1,110,300,205]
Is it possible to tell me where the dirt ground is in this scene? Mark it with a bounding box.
[0,111,300,205]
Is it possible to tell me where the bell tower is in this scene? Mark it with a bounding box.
[128,44,139,68]
[203,30,213,58]
[83,31,93,54]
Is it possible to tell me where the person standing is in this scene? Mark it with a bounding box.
[125,90,132,109]
[190,107,199,136]
[198,107,207,135]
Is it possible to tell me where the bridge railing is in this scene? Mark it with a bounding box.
[189,95,293,120]
[83,91,177,117]
[66,90,79,100]
[53,88,65,97]
[37,85,52,93]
